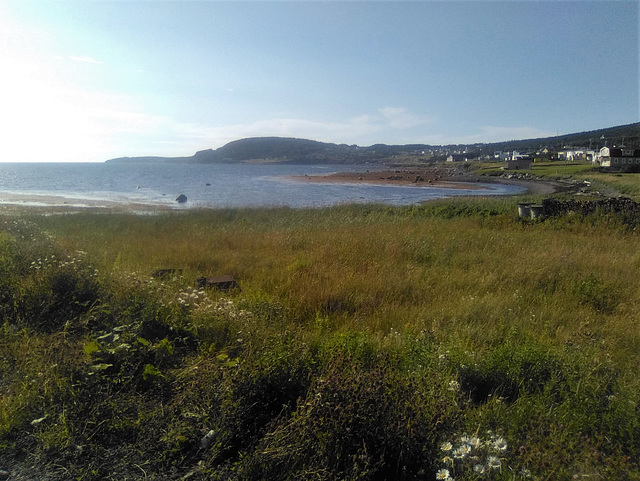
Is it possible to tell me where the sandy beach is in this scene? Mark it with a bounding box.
[0,192,174,213]
[289,168,488,190]
[288,167,562,195]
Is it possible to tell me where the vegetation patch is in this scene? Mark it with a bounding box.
[1,202,639,479]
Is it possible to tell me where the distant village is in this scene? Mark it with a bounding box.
[439,136,640,172]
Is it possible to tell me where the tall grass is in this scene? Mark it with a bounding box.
[1,199,640,479]
[32,201,640,348]
[583,171,640,197]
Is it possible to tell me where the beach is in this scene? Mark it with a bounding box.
[0,191,174,214]
[288,167,562,195]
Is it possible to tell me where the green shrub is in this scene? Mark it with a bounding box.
[11,253,102,333]
[211,341,314,464]
[572,274,620,314]
[457,342,565,405]
[0,233,18,306]
[235,354,456,481]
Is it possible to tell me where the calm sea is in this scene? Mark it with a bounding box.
[0,163,524,209]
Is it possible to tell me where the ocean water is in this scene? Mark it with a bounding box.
[0,162,524,209]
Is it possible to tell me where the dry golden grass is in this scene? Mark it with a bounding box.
[29,202,640,359]
[3,199,640,479]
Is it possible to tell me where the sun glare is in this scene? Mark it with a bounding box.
[0,54,94,161]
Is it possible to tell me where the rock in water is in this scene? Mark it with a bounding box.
[176,194,188,203]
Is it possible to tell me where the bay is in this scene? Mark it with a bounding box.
[0,163,524,209]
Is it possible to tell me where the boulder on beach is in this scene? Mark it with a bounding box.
[176,194,188,203]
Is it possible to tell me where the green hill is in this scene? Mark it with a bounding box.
[480,122,640,154]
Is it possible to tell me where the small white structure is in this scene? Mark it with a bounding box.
[517,203,545,219]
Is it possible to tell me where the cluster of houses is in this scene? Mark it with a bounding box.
[444,145,640,172]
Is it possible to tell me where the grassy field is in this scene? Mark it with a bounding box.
[470,160,596,179]
[1,190,640,479]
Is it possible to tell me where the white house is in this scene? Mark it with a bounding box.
[599,146,640,170]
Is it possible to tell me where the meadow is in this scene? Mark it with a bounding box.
[1,182,640,479]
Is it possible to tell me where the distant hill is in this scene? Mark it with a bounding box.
[479,122,640,154]
[190,137,358,164]
[107,137,377,164]
[105,122,640,164]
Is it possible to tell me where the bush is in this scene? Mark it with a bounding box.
[572,274,619,314]
[457,342,565,404]
[210,340,314,465]
[235,354,456,481]
[13,253,102,333]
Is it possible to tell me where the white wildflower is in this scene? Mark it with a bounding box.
[459,444,471,456]
[469,436,481,449]
[435,468,451,480]
[440,441,453,452]
[487,456,502,470]
[452,446,467,459]
[493,437,508,452]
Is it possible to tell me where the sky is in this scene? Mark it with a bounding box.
[0,1,638,163]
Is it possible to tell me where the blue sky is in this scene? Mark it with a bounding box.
[0,1,638,162]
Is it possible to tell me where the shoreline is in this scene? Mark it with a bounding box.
[472,175,561,196]
[288,168,561,196]
[0,192,175,214]
[287,170,488,191]
[0,168,564,213]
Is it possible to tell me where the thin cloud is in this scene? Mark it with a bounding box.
[68,55,103,65]
[379,107,432,129]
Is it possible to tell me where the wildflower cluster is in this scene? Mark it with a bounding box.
[174,286,207,308]
[438,432,531,480]
[29,255,58,271]
[386,327,402,340]
[0,218,43,242]
[169,288,253,323]
[448,380,461,393]
[29,250,98,276]
[210,297,253,320]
